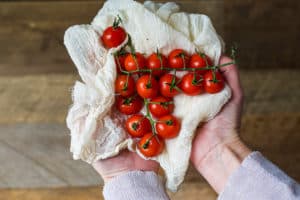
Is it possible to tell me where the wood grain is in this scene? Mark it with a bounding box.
[0,183,216,200]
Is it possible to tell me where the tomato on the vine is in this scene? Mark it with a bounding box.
[189,53,212,75]
[115,52,128,73]
[125,114,151,138]
[149,96,174,118]
[136,75,158,99]
[124,53,146,73]
[159,74,181,98]
[168,49,189,69]
[180,73,204,96]
[155,115,181,139]
[116,96,143,115]
[203,70,225,94]
[115,74,135,97]
[101,17,126,49]
[146,52,168,76]
[138,133,164,157]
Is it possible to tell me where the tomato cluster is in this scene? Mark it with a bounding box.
[101,17,226,157]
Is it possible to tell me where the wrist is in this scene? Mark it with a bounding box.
[195,135,251,193]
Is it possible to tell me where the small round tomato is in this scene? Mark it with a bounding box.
[146,52,168,76]
[155,115,181,139]
[138,133,164,157]
[101,19,126,48]
[115,74,135,97]
[116,96,143,115]
[203,70,225,94]
[168,49,189,69]
[159,74,180,98]
[115,52,128,73]
[189,53,213,75]
[124,53,146,72]
[126,114,151,138]
[180,73,204,96]
[136,75,158,99]
[149,96,174,118]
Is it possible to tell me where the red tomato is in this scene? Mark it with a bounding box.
[203,70,225,94]
[136,75,158,99]
[101,26,126,49]
[124,53,146,73]
[159,74,180,98]
[146,53,167,76]
[168,49,189,69]
[155,115,181,139]
[116,96,143,115]
[125,114,151,138]
[189,53,213,75]
[149,96,174,118]
[180,73,204,96]
[138,133,164,157]
[115,75,135,97]
[115,53,128,73]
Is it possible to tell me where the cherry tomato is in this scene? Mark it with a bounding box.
[136,75,158,99]
[146,52,167,76]
[124,53,146,73]
[189,53,213,75]
[155,115,181,139]
[115,74,135,97]
[203,70,225,94]
[138,133,164,157]
[180,73,204,96]
[101,22,126,48]
[149,96,174,118]
[168,49,189,69]
[116,96,143,115]
[115,52,128,73]
[159,74,180,98]
[125,114,151,138]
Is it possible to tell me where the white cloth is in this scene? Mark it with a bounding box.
[64,0,231,191]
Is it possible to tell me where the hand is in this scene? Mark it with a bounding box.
[190,56,252,193]
[92,150,159,183]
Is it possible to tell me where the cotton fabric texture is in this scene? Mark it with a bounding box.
[64,0,231,191]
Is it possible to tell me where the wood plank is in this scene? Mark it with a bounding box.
[0,1,223,76]
[0,183,217,200]
[224,0,300,68]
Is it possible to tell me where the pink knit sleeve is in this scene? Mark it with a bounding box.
[103,171,170,200]
[218,152,300,200]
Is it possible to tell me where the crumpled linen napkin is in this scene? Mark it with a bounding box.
[64,0,231,191]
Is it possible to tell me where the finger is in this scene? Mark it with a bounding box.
[219,56,243,103]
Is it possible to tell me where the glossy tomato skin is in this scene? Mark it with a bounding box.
[180,73,204,96]
[149,96,174,118]
[115,53,128,73]
[136,75,159,99]
[124,53,146,73]
[189,53,213,75]
[156,115,181,139]
[125,114,151,138]
[116,96,143,115]
[168,49,189,69]
[101,26,126,49]
[159,74,180,98]
[115,75,135,97]
[146,53,168,76]
[138,133,164,157]
[203,70,225,94]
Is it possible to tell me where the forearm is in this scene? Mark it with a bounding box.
[103,171,170,200]
[194,135,251,193]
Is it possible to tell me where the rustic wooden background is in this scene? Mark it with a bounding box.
[0,0,299,199]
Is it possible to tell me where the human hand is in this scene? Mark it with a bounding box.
[92,150,159,183]
[190,56,251,193]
